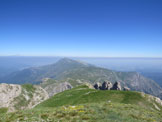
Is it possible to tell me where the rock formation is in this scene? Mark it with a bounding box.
[101,81,113,90]
[111,82,122,90]
[94,82,101,90]
[94,81,123,91]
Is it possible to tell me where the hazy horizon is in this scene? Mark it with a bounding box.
[1,55,162,58]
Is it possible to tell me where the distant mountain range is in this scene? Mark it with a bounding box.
[0,56,162,87]
[1,58,162,99]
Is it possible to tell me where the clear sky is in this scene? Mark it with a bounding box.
[0,0,162,57]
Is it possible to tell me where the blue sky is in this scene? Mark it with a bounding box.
[0,0,162,57]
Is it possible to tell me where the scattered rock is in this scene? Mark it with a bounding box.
[123,87,130,91]
[107,100,111,103]
[84,91,97,95]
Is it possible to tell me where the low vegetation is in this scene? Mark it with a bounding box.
[0,107,8,114]
[1,85,162,122]
[1,102,162,122]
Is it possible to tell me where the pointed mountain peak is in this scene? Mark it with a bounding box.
[58,58,76,63]
[56,58,91,67]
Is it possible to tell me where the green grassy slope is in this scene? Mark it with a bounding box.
[1,85,162,122]
[1,102,162,122]
[36,85,162,110]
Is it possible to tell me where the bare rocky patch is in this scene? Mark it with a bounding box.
[0,83,49,112]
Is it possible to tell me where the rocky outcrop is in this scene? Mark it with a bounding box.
[94,81,123,91]
[0,83,49,112]
[44,82,73,97]
[94,82,101,90]
[111,82,122,90]
[141,92,162,110]
[101,81,113,90]
[27,86,49,108]
[0,83,22,112]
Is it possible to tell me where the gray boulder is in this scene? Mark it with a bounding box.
[123,86,130,91]
[101,81,113,90]
[111,82,122,90]
[94,82,101,90]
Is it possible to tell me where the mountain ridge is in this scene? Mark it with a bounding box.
[1,58,162,99]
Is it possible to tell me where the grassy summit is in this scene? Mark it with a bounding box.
[36,85,162,110]
[1,85,162,122]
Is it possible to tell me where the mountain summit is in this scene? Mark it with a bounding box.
[52,58,91,69]
[0,58,90,84]
[55,58,89,65]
